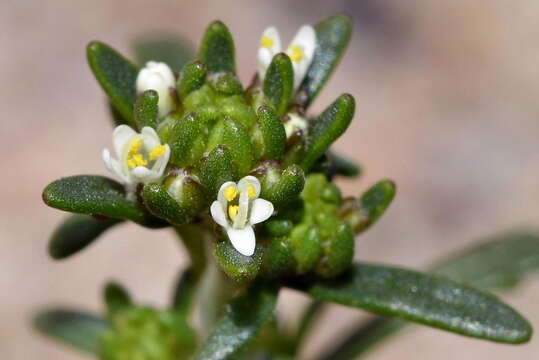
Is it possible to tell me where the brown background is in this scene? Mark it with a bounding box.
[1,0,538,359]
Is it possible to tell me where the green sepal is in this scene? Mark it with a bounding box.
[261,237,293,278]
[209,72,243,95]
[315,223,354,278]
[87,41,138,126]
[199,21,236,74]
[297,15,352,108]
[48,214,122,260]
[134,89,159,130]
[292,262,533,344]
[290,223,322,274]
[207,117,253,176]
[214,241,264,283]
[254,106,286,160]
[341,179,396,233]
[199,145,238,200]
[195,284,278,360]
[168,112,205,166]
[42,175,165,228]
[104,282,132,317]
[301,93,355,170]
[177,60,207,99]
[264,53,294,115]
[131,32,194,72]
[34,309,110,355]
[142,182,201,226]
[259,164,305,208]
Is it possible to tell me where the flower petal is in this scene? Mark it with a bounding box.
[287,25,316,89]
[150,144,170,176]
[211,201,229,228]
[217,181,237,213]
[102,148,129,183]
[141,126,161,149]
[112,125,137,158]
[131,166,153,181]
[257,26,281,80]
[237,175,261,198]
[249,198,274,225]
[227,226,256,256]
[136,62,176,117]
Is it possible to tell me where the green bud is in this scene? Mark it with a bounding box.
[199,20,235,74]
[214,241,263,283]
[315,223,354,278]
[302,93,355,170]
[209,72,243,95]
[253,106,286,160]
[218,97,257,129]
[177,60,207,100]
[261,237,293,278]
[264,53,294,116]
[199,145,237,201]
[182,83,215,110]
[134,89,159,130]
[290,223,322,274]
[206,117,253,176]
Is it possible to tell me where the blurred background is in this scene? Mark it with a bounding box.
[1,0,538,358]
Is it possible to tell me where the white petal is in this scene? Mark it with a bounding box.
[102,148,129,183]
[257,26,281,80]
[227,226,256,256]
[150,144,170,177]
[287,25,316,89]
[112,125,137,158]
[261,26,281,53]
[237,175,261,198]
[217,181,238,213]
[257,47,273,81]
[131,166,153,181]
[136,62,176,117]
[141,126,161,149]
[210,201,229,228]
[249,198,274,225]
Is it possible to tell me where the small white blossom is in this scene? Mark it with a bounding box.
[210,176,274,256]
[257,25,316,90]
[136,61,176,117]
[102,125,170,199]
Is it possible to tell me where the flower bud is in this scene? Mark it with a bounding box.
[136,61,176,117]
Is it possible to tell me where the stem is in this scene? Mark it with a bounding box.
[174,224,207,277]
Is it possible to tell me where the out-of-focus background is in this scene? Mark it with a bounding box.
[1,0,538,359]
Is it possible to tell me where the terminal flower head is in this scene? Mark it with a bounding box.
[136,61,176,117]
[102,125,170,199]
[257,25,316,89]
[210,176,274,256]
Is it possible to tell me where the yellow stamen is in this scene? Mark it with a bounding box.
[149,145,166,161]
[260,35,274,48]
[247,184,256,199]
[127,138,148,168]
[228,205,239,221]
[224,186,238,201]
[288,45,304,62]
[129,138,143,154]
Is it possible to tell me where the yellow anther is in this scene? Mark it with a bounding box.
[224,186,238,201]
[129,138,143,154]
[228,205,239,221]
[288,45,304,62]
[247,184,256,199]
[260,35,274,48]
[149,145,166,161]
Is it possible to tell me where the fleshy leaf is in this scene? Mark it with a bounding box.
[87,41,138,126]
[199,21,236,74]
[199,145,238,200]
[142,183,200,226]
[264,53,294,116]
[214,241,264,283]
[319,230,539,360]
[48,214,122,260]
[260,165,305,208]
[327,151,361,178]
[292,262,532,344]
[34,309,110,354]
[168,112,204,166]
[178,60,207,99]
[134,89,159,130]
[42,175,164,227]
[195,284,278,360]
[255,106,286,160]
[301,94,355,170]
[131,33,195,71]
[297,15,352,108]
[104,282,132,317]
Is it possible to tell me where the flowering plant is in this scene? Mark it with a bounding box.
[36,15,538,360]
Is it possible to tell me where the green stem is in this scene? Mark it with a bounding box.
[174,224,207,277]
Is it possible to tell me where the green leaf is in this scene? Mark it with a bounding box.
[327,151,361,178]
[87,41,138,126]
[168,112,204,166]
[195,284,278,360]
[264,53,294,116]
[43,175,164,227]
[255,106,286,160]
[301,94,355,170]
[199,21,236,74]
[319,230,539,360]
[210,72,244,95]
[199,145,238,200]
[104,282,132,317]
[293,262,532,344]
[142,183,197,226]
[34,309,110,354]
[131,32,195,71]
[134,89,159,130]
[178,60,207,99]
[48,214,122,260]
[214,241,264,283]
[261,165,305,208]
[297,15,352,108]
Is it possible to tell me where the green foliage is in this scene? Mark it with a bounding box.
[199,21,235,73]
[264,53,294,115]
[214,241,264,283]
[134,90,159,130]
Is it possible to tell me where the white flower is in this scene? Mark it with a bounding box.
[257,25,316,90]
[136,61,176,117]
[210,176,274,256]
[102,125,170,199]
